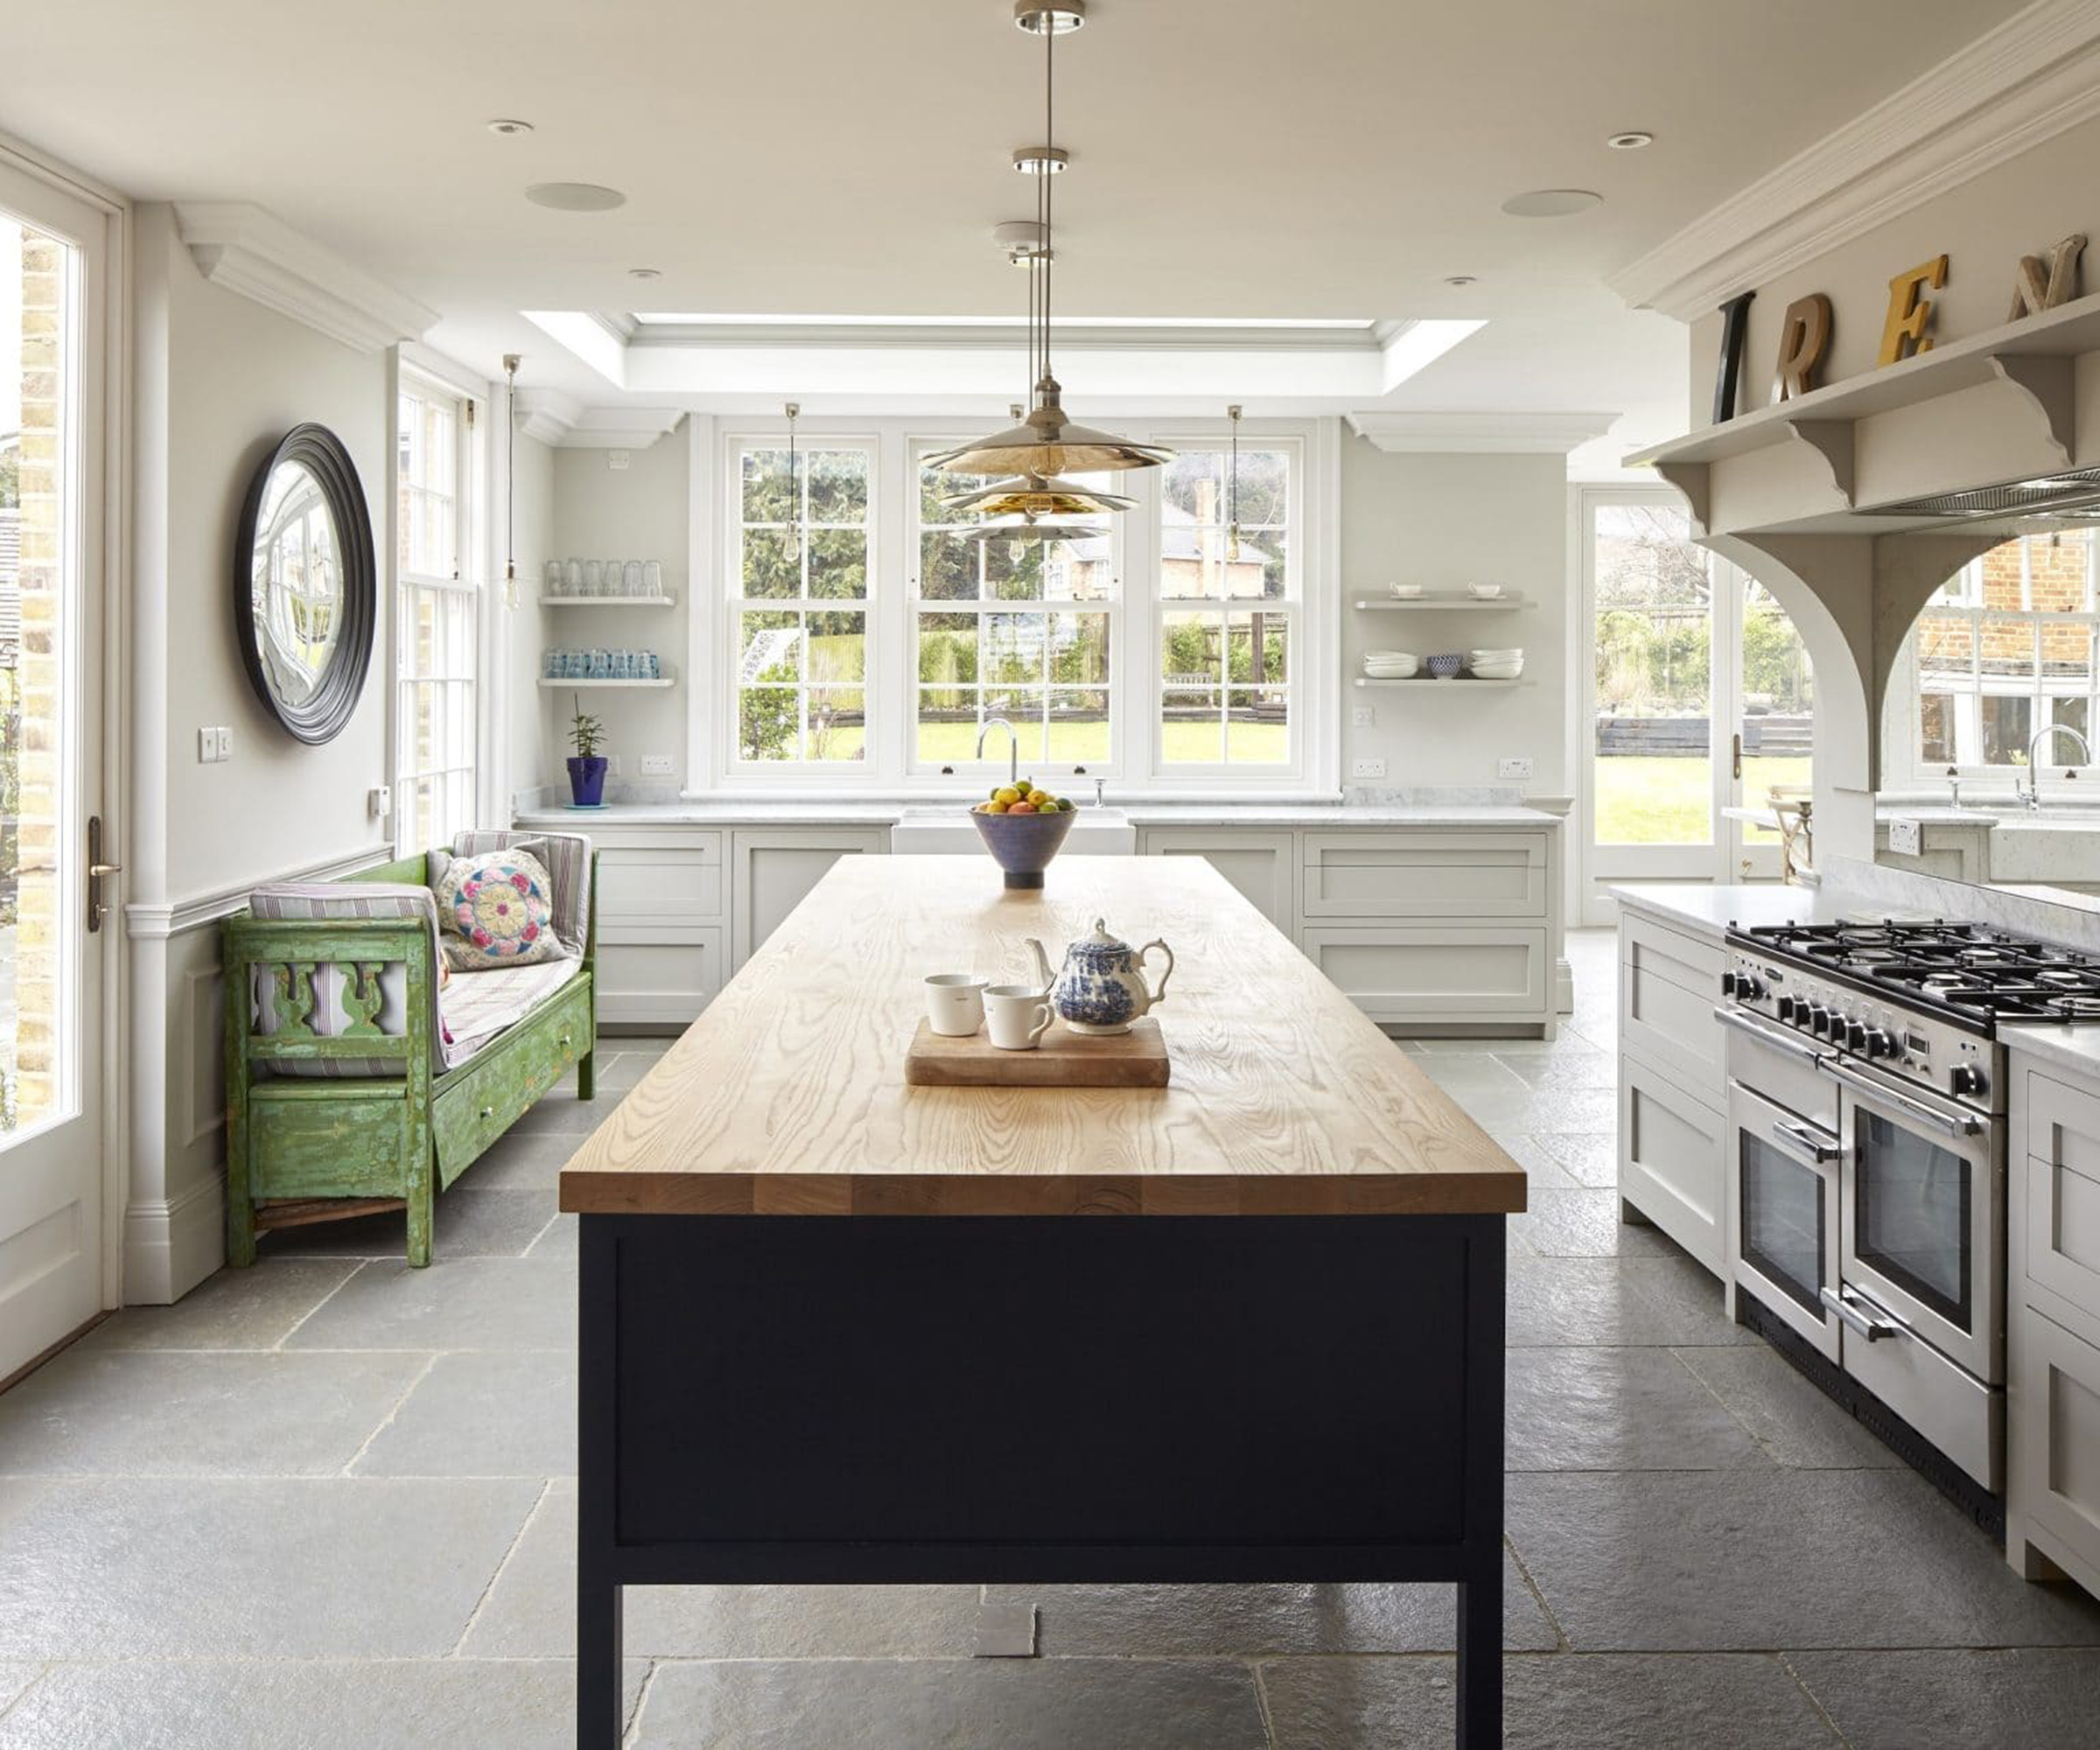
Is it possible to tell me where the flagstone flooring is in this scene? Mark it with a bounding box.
[2,929,2098,1746]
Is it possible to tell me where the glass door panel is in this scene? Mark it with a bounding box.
[1731,575,1815,877]
[1740,1130,1829,1318]
[1854,1110,1970,1326]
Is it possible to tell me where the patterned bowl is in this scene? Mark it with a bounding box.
[970,806,1078,890]
[1426,653,1465,680]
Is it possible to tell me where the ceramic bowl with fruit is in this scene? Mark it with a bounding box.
[970,780,1079,889]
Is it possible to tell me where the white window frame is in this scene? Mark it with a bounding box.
[690,415,1339,795]
[1884,528,2100,793]
[393,367,482,850]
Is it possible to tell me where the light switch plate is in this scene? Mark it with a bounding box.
[608,450,631,471]
[368,785,392,820]
[640,754,674,776]
[1498,757,1534,780]
[1886,817,1922,857]
[1350,757,1386,780]
[217,727,232,760]
[1352,705,1376,727]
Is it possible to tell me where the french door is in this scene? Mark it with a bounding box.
[0,158,112,1381]
[1579,489,1815,921]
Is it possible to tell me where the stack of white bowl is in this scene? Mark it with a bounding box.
[1468,648,1524,680]
[1362,649,1419,680]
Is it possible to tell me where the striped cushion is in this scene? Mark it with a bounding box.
[248,882,446,1078]
[438,954,583,1065]
[453,830,592,954]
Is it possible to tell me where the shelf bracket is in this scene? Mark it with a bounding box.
[1782,420,1855,510]
[1651,459,1709,530]
[1985,354,2075,467]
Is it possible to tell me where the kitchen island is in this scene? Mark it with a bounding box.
[559,854,1526,1748]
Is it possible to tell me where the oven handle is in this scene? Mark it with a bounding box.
[1768,1116,1842,1166]
[1712,1004,1827,1068]
[1821,1284,1908,1343]
[1819,1055,1983,1138]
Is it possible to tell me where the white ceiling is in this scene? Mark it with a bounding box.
[4,0,2028,452]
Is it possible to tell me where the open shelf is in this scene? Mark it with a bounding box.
[537,594,676,608]
[1354,596,1530,611]
[538,676,675,690]
[1354,676,1529,689]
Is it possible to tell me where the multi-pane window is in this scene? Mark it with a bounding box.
[395,381,477,849]
[1908,531,2098,772]
[733,444,872,763]
[914,453,1114,769]
[1156,446,1292,766]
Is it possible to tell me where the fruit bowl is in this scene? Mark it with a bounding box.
[970,806,1077,888]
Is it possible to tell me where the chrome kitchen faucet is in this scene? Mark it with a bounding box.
[2021,724,2090,809]
[976,716,1019,790]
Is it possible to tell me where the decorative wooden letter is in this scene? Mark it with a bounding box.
[1712,290,1756,424]
[2009,234,2086,321]
[1772,292,1833,402]
[1877,255,1948,366]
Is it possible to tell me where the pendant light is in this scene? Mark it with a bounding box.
[927,0,1172,480]
[1226,402,1242,561]
[502,354,521,608]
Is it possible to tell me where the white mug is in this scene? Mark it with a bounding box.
[984,984,1054,1050]
[923,973,987,1037]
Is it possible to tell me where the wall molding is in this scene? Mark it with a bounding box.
[122,1173,224,1308]
[1609,0,2100,319]
[124,841,393,941]
[514,387,580,444]
[513,389,681,450]
[1344,410,1616,455]
[174,201,436,354]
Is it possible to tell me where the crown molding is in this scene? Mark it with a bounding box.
[559,407,685,450]
[513,387,580,445]
[173,202,435,353]
[1344,409,1616,455]
[1609,0,2100,320]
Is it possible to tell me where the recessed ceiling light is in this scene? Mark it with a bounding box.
[525,182,626,213]
[486,117,535,136]
[1606,130,1655,150]
[1012,145,1069,175]
[1500,188,1603,219]
[628,267,662,280]
[1445,275,1478,287]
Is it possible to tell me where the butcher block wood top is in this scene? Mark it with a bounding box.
[559,855,1527,1219]
[905,1015,1172,1088]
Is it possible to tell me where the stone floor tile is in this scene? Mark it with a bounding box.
[352,1350,577,1477]
[1515,1087,1619,1135]
[632,1656,1270,1750]
[1508,1469,2100,1651]
[525,1213,578,1259]
[594,1051,668,1094]
[1507,1348,1770,1471]
[460,1480,983,1659]
[0,1478,539,1658]
[0,1658,648,1750]
[1617,1254,1757,1346]
[1530,1130,1617,1187]
[1784,1647,2100,1750]
[451,1129,587,1191]
[78,1260,360,1351]
[1509,1186,1676,1259]
[990,1554,1556,1656]
[508,1088,612,1136]
[1494,1049,1616,1088]
[0,1663,42,1715]
[1411,1054,1537,1124]
[1506,1254,1749,1349]
[259,1187,558,1261]
[1672,1345,1907,1469]
[1261,1650,1840,1749]
[1477,1130,1586,1194]
[284,1258,578,1352]
[0,1349,423,1477]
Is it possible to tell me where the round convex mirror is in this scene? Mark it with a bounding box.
[234,424,374,744]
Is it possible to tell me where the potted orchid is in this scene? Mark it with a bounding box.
[567,693,609,808]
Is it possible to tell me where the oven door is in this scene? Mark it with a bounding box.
[1829,1058,2002,1383]
[1726,1078,1843,1363]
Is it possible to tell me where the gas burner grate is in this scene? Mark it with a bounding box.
[1732,919,2100,1029]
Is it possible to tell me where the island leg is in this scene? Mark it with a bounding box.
[1455,1214,1506,1750]
[578,1218,623,1749]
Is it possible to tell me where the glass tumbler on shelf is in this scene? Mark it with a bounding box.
[643,559,663,597]
[544,559,564,597]
[583,560,603,594]
[642,651,660,680]
[564,558,584,593]
[624,560,645,596]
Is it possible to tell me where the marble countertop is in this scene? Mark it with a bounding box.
[514,797,1564,830]
[1607,882,1862,941]
[1999,1021,2100,1081]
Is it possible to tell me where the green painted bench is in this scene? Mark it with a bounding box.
[222,839,598,1268]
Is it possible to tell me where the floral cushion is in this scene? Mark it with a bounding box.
[434,847,563,971]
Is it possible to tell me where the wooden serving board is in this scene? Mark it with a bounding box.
[906,1016,1170,1088]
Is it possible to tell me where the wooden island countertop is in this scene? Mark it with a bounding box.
[558,854,1528,1219]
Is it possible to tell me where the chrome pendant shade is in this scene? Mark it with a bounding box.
[956,515,1102,545]
[932,0,1170,488]
[939,468,1138,519]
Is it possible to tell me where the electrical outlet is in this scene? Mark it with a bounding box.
[606,755,620,777]
[608,450,631,471]
[640,754,674,776]
[218,727,232,760]
[1498,757,1534,780]
[1886,817,1922,857]
[1350,757,1387,780]
[198,727,215,763]
[1351,705,1376,727]
[368,784,392,820]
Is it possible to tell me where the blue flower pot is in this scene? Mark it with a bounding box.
[567,755,609,808]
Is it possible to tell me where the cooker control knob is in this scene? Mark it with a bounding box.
[1863,1027,1899,1058]
[1844,1019,1869,1052]
[1809,1005,1832,1036]
[1720,971,1739,998]
[1777,995,1798,1024]
[1950,1063,1989,1099]
[1739,975,1765,1003]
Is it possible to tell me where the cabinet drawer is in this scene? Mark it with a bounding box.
[1619,1051,1726,1277]
[2025,1071,2100,1317]
[581,828,724,862]
[1138,829,1295,933]
[598,847,724,925]
[1300,926,1546,1021]
[1620,914,1726,1100]
[2016,1306,2100,1581]
[597,929,724,1027]
[1300,831,1546,920]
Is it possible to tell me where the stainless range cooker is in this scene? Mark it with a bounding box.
[1718,920,2100,1528]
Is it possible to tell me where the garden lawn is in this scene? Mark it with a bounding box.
[1596,752,1812,844]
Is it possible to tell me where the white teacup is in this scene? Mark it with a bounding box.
[924,973,987,1037]
[984,984,1054,1050]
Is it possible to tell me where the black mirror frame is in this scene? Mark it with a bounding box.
[234,422,376,746]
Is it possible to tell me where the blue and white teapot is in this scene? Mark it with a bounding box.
[1026,918,1175,1037]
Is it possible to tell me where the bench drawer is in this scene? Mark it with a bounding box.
[434,976,592,1180]
[1300,831,1546,919]
[249,1088,410,1200]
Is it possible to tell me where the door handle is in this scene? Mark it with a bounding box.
[87,816,120,934]
[1732,732,1743,780]
[1821,1284,1907,1342]
[1768,1117,1841,1165]
[1713,1004,1827,1068]
[1821,1055,1982,1138]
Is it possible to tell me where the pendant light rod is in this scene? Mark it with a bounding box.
[1228,402,1242,561]
[1041,10,1054,382]
[502,353,520,608]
